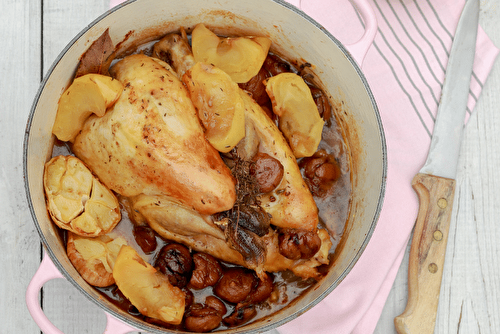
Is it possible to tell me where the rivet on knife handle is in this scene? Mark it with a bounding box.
[394,173,455,334]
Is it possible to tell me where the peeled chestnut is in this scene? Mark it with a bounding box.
[132,225,157,254]
[184,296,227,333]
[263,53,292,76]
[238,66,270,105]
[189,253,222,290]
[223,303,257,327]
[309,85,332,122]
[300,149,341,197]
[246,273,274,304]
[250,152,284,194]
[155,243,193,288]
[205,296,227,316]
[184,303,223,333]
[278,228,322,260]
[214,267,257,304]
[182,286,195,308]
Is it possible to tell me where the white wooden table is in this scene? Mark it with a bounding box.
[1,0,498,333]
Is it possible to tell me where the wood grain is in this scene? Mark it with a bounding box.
[394,174,456,333]
[0,0,42,333]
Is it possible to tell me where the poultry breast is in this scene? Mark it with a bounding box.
[72,54,236,215]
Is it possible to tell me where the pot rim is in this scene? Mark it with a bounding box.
[23,0,387,332]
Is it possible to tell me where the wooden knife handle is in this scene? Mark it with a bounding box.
[394,173,456,334]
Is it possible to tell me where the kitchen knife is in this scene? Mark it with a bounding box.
[394,0,479,333]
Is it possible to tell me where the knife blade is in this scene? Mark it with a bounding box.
[394,0,479,333]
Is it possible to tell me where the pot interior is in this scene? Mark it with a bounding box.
[24,0,386,332]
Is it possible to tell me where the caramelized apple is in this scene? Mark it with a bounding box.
[52,74,123,142]
[67,232,127,287]
[81,74,123,107]
[191,23,271,83]
[265,73,324,158]
[183,62,245,152]
[113,245,185,325]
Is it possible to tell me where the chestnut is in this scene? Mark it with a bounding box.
[238,66,270,105]
[205,296,227,316]
[263,53,292,76]
[189,253,222,290]
[278,228,322,260]
[181,286,194,308]
[183,296,226,333]
[246,273,274,304]
[250,152,284,194]
[184,303,222,333]
[155,243,193,288]
[223,303,257,327]
[132,225,157,254]
[300,149,341,197]
[214,267,257,304]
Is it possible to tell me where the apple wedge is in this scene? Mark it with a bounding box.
[113,245,185,325]
[52,74,123,142]
[183,62,245,152]
[81,74,123,107]
[191,23,271,83]
[265,72,324,158]
[67,232,127,287]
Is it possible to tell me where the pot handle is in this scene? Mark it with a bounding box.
[26,251,138,334]
[345,0,378,66]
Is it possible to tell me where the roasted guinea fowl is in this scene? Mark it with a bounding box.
[70,31,330,279]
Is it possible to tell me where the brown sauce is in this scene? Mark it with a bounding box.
[49,28,351,332]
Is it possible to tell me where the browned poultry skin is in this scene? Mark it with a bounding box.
[72,54,236,215]
[238,91,319,231]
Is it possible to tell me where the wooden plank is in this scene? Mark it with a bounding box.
[0,0,43,333]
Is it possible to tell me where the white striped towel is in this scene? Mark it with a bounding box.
[277,0,498,333]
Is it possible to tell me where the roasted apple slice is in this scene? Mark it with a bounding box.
[191,23,271,83]
[43,155,121,237]
[67,232,127,287]
[183,62,246,152]
[113,245,185,325]
[81,74,123,107]
[52,74,123,142]
[265,72,325,158]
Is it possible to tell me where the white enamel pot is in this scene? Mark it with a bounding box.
[24,0,386,333]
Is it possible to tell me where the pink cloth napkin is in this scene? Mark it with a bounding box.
[109,1,498,333]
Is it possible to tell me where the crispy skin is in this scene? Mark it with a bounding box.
[72,54,236,215]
